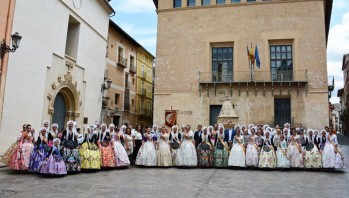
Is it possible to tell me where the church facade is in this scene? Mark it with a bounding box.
[153,0,332,128]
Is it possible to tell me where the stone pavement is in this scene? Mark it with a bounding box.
[0,135,348,198]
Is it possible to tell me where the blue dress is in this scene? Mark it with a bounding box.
[28,137,50,172]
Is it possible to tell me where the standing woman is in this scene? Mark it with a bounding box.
[276,134,290,168]
[319,130,327,152]
[304,129,322,168]
[61,120,81,173]
[287,129,304,168]
[213,126,230,168]
[245,128,259,167]
[157,126,173,167]
[322,129,346,168]
[197,127,214,167]
[1,124,27,167]
[133,125,143,164]
[208,126,217,146]
[20,125,35,170]
[111,125,130,167]
[176,125,198,167]
[98,123,115,168]
[124,127,134,163]
[169,125,181,166]
[79,126,101,170]
[258,130,276,168]
[29,127,50,172]
[228,129,246,167]
[39,138,67,176]
[136,127,157,166]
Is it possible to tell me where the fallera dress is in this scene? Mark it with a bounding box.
[79,133,101,170]
[258,138,276,168]
[213,137,229,168]
[136,133,157,166]
[197,134,214,167]
[157,133,172,167]
[276,140,290,168]
[245,135,259,167]
[29,136,50,172]
[176,131,198,167]
[6,132,34,170]
[39,146,67,175]
[112,132,130,167]
[287,135,304,168]
[61,130,81,172]
[322,134,347,168]
[98,131,116,168]
[228,136,246,167]
[304,136,322,168]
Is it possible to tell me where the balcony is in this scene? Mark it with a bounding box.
[130,63,136,74]
[141,88,146,96]
[198,70,308,97]
[141,71,146,80]
[117,56,127,68]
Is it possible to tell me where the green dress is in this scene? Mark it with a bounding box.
[213,138,229,167]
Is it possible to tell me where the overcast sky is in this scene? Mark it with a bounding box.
[110,0,349,104]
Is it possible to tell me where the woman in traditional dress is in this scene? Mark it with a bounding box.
[157,126,172,167]
[213,126,229,168]
[272,129,281,151]
[276,134,290,168]
[136,127,157,166]
[98,123,115,168]
[169,125,181,165]
[79,126,100,170]
[111,125,130,167]
[228,129,246,167]
[124,127,134,163]
[299,129,308,152]
[245,127,259,167]
[61,120,81,173]
[133,125,143,164]
[39,138,67,176]
[197,127,214,167]
[176,125,197,167]
[29,127,51,172]
[1,124,26,167]
[258,130,276,168]
[151,125,159,142]
[20,125,35,170]
[319,130,327,152]
[322,129,346,168]
[283,128,290,145]
[208,126,217,146]
[304,129,322,168]
[287,129,304,168]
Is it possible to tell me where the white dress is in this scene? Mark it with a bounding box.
[176,131,198,166]
[124,134,133,156]
[228,136,246,167]
[136,133,157,166]
[112,132,130,167]
[322,134,346,168]
[157,133,172,166]
[276,140,290,168]
[245,135,259,167]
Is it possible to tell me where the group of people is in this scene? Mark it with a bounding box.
[0,121,346,177]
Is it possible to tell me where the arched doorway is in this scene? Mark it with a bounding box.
[52,93,66,130]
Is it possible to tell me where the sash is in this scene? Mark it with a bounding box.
[235,137,246,154]
[328,138,344,157]
[278,144,289,160]
[219,138,230,153]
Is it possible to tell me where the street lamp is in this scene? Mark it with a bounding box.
[0,32,22,59]
[101,79,112,92]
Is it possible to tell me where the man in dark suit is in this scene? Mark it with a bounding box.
[224,122,236,149]
[194,125,203,148]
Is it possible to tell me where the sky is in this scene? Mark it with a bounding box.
[110,0,349,104]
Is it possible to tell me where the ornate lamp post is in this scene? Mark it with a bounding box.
[0,32,22,59]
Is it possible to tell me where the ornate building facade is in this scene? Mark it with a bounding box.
[153,0,332,128]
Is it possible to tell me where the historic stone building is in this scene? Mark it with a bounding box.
[136,48,154,128]
[0,0,114,154]
[338,54,349,136]
[153,0,332,128]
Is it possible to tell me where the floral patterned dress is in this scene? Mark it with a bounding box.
[61,130,81,172]
[136,133,157,166]
[213,136,229,168]
[304,136,322,168]
[322,134,347,168]
[258,138,276,168]
[245,135,259,167]
[39,146,67,175]
[276,140,290,168]
[112,132,130,167]
[287,135,304,168]
[79,133,101,170]
[29,136,50,172]
[197,134,214,167]
[98,131,116,168]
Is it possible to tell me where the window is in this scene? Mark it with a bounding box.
[202,0,210,5]
[246,0,256,2]
[65,16,80,59]
[132,99,134,107]
[132,78,135,85]
[270,45,293,81]
[212,47,233,82]
[187,0,195,7]
[147,101,151,116]
[148,85,151,93]
[118,47,126,65]
[141,65,145,78]
[141,99,145,114]
[114,94,119,105]
[232,0,241,2]
[217,0,225,4]
[130,55,135,67]
[125,73,129,89]
[148,69,151,77]
[174,0,181,8]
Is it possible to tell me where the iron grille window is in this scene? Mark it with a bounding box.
[212,47,233,82]
[270,45,293,81]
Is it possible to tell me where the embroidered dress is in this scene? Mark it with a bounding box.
[62,131,81,172]
[276,140,290,168]
[21,133,34,170]
[169,132,181,166]
[79,133,101,170]
[258,139,276,168]
[112,132,130,167]
[7,132,33,170]
[176,131,197,166]
[197,135,214,167]
[157,133,172,167]
[29,138,50,172]
[136,133,157,166]
[304,136,322,168]
[228,136,246,167]
[287,135,304,168]
[245,135,259,167]
[39,146,67,175]
[213,138,229,168]
[323,134,346,168]
[98,131,116,168]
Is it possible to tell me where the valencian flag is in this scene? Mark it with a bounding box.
[165,110,177,127]
[255,45,261,68]
[247,46,255,66]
